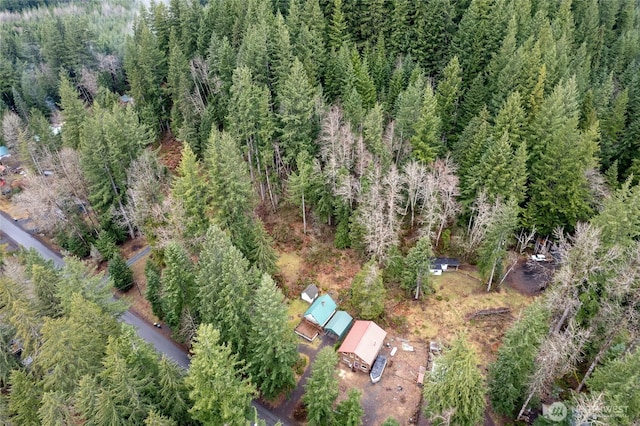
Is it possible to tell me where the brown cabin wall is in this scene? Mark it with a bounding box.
[339,351,371,372]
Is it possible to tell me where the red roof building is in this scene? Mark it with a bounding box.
[338,320,387,373]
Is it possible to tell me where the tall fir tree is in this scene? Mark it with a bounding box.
[423,335,486,426]
[160,242,195,330]
[195,224,256,355]
[335,389,365,426]
[186,324,256,425]
[206,129,257,260]
[247,274,298,399]
[171,143,209,242]
[58,75,86,150]
[79,103,151,238]
[401,236,433,297]
[435,56,463,148]
[410,83,442,163]
[277,58,318,164]
[303,347,339,426]
[525,78,598,233]
[410,0,455,76]
[350,259,386,320]
[488,302,549,417]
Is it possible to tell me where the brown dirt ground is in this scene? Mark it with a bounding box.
[337,339,428,426]
[157,132,183,172]
[0,196,27,220]
[114,245,162,326]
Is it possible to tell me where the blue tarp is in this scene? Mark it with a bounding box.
[0,146,9,157]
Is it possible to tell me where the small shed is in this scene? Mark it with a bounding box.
[325,310,353,340]
[301,284,319,304]
[430,257,460,274]
[338,320,387,373]
[303,294,337,327]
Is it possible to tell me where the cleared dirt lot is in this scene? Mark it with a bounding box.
[337,337,428,426]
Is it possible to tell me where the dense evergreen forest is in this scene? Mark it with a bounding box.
[1,0,640,424]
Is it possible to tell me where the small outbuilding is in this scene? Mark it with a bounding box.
[429,257,460,274]
[301,283,319,304]
[325,310,353,340]
[338,320,387,373]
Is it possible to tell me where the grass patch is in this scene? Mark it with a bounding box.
[287,298,308,330]
[391,269,534,367]
[278,252,303,287]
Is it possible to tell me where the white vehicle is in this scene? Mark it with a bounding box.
[530,254,548,262]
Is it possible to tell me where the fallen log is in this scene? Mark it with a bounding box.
[466,307,512,321]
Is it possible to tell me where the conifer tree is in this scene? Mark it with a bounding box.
[411,83,442,164]
[227,66,275,203]
[145,411,178,426]
[488,302,549,417]
[196,224,255,355]
[7,370,41,426]
[157,356,191,423]
[108,253,134,292]
[525,78,598,233]
[335,389,364,426]
[186,324,256,425]
[145,259,164,319]
[58,75,86,150]
[328,0,349,50]
[435,56,462,147]
[171,143,209,242]
[423,335,486,426]
[410,0,455,76]
[278,58,318,164]
[303,347,339,426]
[454,0,509,83]
[55,258,126,316]
[477,198,519,291]
[124,21,168,134]
[351,259,386,320]
[394,71,425,150]
[247,274,298,400]
[29,263,60,317]
[389,0,410,56]
[251,220,278,276]
[79,103,151,238]
[38,391,72,426]
[288,150,315,234]
[402,236,433,297]
[237,20,270,86]
[586,347,640,425]
[206,129,267,266]
[161,242,195,329]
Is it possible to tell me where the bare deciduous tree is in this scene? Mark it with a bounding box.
[432,157,461,245]
[356,164,402,260]
[518,320,590,420]
[2,110,23,148]
[571,392,607,426]
[115,150,169,237]
[402,160,427,227]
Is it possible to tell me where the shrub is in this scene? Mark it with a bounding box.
[109,253,134,291]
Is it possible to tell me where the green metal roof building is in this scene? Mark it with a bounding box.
[303,294,337,327]
[325,310,353,340]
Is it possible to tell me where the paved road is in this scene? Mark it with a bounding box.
[0,211,287,426]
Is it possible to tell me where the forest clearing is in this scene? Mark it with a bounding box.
[2,0,640,424]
